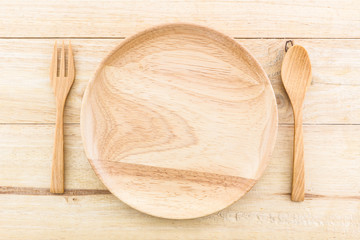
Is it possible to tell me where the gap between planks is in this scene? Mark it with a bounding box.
[1,123,360,126]
[0,37,360,40]
[1,186,359,200]
[0,186,110,196]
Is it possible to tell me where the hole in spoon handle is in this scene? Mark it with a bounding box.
[285,40,294,52]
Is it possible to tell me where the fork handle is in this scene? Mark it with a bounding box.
[50,103,65,193]
[292,107,305,202]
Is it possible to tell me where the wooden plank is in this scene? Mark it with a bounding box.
[0,0,359,38]
[0,194,358,239]
[0,124,105,190]
[1,124,359,197]
[1,39,360,124]
[0,125,359,238]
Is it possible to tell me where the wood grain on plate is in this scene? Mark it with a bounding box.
[80,24,278,219]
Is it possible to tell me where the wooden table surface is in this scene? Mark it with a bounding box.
[0,1,359,239]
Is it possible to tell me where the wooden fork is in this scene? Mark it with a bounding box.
[50,41,75,193]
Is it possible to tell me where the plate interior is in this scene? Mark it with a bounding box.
[81,24,278,219]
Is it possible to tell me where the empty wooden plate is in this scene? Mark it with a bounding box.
[81,24,278,219]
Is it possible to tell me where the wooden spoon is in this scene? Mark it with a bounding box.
[281,44,312,202]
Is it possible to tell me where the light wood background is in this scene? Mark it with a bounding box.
[0,0,359,239]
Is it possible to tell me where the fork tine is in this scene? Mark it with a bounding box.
[50,41,57,83]
[67,41,75,80]
[60,41,65,77]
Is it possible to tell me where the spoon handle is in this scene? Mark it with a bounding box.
[292,108,305,202]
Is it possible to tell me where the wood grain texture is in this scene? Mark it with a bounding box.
[1,39,360,124]
[281,45,312,201]
[0,194,359,240]
[1,124,360,198]
[81,24,278,219]
[0,0,360,38]
[0,124,359,239]
[0,0,359,237]
[50,41,75,193]
[0,125,105,190]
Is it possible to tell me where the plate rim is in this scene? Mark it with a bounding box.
[80,23,279,219]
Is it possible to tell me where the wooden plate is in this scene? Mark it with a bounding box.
[81,24,278,219]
